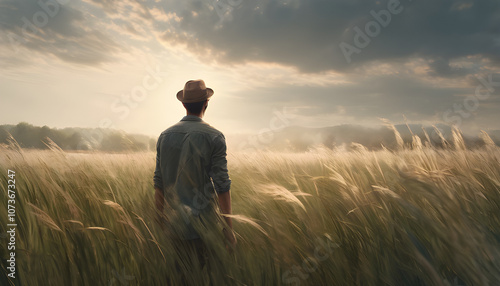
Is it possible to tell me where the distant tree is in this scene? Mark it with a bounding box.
[67,132,84,150]
[12,122,38,148]
[127,135,147,151]
[0,126,9,143]
[101,132,133,152]
[38,125,52,149]
[149,138,156,151]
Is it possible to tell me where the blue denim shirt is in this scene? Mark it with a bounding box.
[154,115,231,239]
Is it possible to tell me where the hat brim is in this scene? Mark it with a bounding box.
[177,88,214,103]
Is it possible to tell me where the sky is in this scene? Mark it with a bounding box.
[1,0,500,138]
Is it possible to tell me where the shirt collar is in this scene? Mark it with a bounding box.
[181,115,203,122]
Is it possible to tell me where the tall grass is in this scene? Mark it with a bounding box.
[0,131,500,285]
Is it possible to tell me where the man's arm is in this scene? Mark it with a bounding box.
[153,136,165,220]
[210,134,231,193]
[218,190,236,247]
[210,133,235,246]
[155,186,165,213]
[218,191,232,228]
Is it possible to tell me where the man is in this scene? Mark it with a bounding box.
[153,79,235,279]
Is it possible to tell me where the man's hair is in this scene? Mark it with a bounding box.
[183,100,207,114]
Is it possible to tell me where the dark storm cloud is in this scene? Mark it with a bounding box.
[427,58,471,78]
[0,0,121,66]
[157,0,500,74]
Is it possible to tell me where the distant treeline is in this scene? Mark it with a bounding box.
[0,122,156,152]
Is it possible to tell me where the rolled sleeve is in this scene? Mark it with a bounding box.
[153,136,163,190]
[210,134,231,193]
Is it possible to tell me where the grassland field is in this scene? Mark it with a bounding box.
[1,132,500,286]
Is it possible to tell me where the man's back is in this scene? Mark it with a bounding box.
[154,115,231,239]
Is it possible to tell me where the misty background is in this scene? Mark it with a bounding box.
[2,122,499,153]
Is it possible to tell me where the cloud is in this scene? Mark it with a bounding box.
[0,0,122,66]
[82,0,117,11]
[4,0,498,74]
[83,0,154,23]
[231,74,475,121]
[149,7,181,23]
[427,57,472,78]
[153,0,500,74]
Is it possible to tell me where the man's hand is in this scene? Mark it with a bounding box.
[223,226,237,251]
[154,211,164,227]
[155,187,165,211]
[154,186,166,229]
[218,191,236,251]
